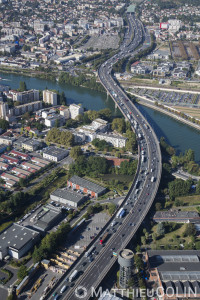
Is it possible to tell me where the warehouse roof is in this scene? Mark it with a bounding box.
[69,175,106,194]
[43,146,69,158]
[51,188,85,203]
[0,223,39,252]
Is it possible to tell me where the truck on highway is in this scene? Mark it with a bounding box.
[60,285,67,294]
[119,209,126,218]
[100,232,109,245]
[85,246,96,257]
[69,270,78,282]
[116,207,124,218]
[141,155,145,163]
[151,176,155,182]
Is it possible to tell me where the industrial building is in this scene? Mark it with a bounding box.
[118,249,134,288]
[153,210,200,224]
[67,175,106,198]
[43,146,69,162]
[43,90,57,106]
[146,250,200,300]
[0,223,40,260]
[50,188,86,208]
[30,206,62,232]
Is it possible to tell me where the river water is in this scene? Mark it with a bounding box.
[0,71,200,162]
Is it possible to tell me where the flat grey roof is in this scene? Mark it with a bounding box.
[43,146,69,157]
[153,210,200,220]
[22,139,40,146]
[69,175,106,194]
[51,188,85,203]
[0,223,39,252]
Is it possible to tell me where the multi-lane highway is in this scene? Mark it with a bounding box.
[50,13,162,300]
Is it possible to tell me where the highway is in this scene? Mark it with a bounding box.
[50,13,162,300]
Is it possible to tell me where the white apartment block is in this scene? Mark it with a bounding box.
[13,90,39,103]
[43,90,57,106]
[96,133,127,148]
[0,103,8,119]
[69,104,84,119]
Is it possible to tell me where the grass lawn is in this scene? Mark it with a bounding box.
[174,195,200,206]
[150,223,192,250]
[0,221,12,232]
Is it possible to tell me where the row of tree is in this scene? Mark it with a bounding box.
[46,128,74,146]
[33,222,71,263]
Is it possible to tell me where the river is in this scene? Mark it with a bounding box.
[1,71,200,162]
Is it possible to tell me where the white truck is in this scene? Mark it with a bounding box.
[69,270,78,282]
[60,285,67,294]
[151,176,155,182]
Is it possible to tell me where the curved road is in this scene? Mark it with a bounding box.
[55,13,162,300]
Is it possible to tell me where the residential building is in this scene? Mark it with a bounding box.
[10,150,29,160]
[0,136,14,145]
[96,133,127,148]
[1,154,19,164]
[10,101,43,117]
[44,115,65,127]
[69,104,84,119]
[0,102,8,119]
[22,139,41,151]
[43,146,69,162]
[50,188,86,208]
[43,90,57,106]
[60,107,70,119]
[13,90,39,104]
[67,175,106,198]
[0,223,40,260]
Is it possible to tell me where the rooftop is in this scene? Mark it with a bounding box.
[51,188,85,203]
[69,175,106,194]
[0,223,39,252]
[43,146,69,158]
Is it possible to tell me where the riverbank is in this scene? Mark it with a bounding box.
[127,91,200,132]
[0,67,106,94]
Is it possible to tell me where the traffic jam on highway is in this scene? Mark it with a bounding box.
[49,13,162,300]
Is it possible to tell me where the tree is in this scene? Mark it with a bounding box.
[155,203,162,211]
[111,118,126,134]
[184,223,196,237]
[17,265,28,280]
[108,203,116,215]
[0,119,9,131]
[157,223,165,236]
[196,180,200,194]
[87,205,94,215]
[134,254,143,270]
[70,146,83,160]
[19,81,27,92]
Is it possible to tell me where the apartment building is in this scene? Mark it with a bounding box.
[69,104,84,119]
[43,90,57,106]
[13,90,39,104]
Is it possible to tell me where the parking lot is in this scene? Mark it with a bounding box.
[133,87,200,107]
[82,34,120,50]
[66,212,110,249]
